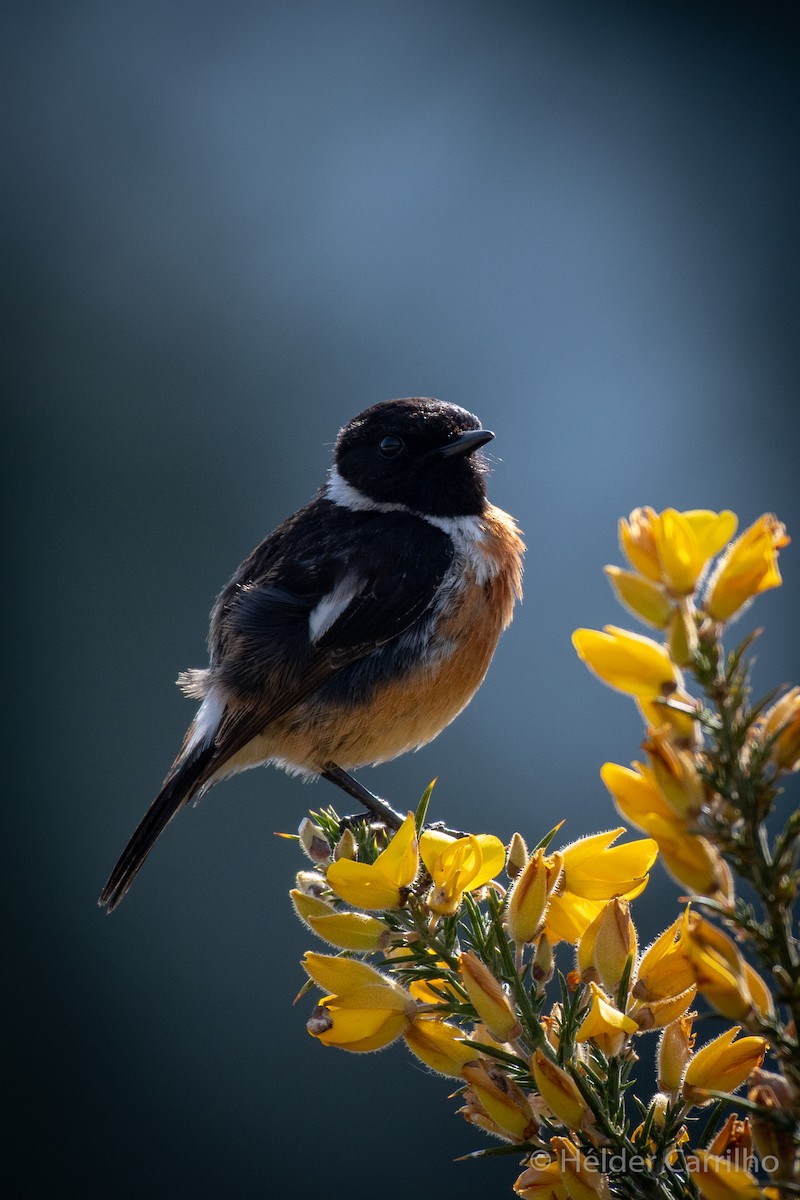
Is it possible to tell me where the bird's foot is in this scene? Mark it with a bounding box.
[320,763,404,831]
[320,763,468,840]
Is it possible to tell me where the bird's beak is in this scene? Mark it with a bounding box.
[432,429,495,459]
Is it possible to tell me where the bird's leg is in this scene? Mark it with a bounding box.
[320,763,404,831]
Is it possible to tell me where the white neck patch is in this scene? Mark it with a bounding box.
[325,468,410,515]
[325,468,497,584]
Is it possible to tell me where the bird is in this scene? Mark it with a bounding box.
[99,397,524,911]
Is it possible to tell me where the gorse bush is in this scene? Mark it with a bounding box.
[288,508,799,1199]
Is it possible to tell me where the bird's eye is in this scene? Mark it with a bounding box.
[379,435,404,458]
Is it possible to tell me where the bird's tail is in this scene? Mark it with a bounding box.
[98,742,218,912]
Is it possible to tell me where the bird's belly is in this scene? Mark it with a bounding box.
[225,575,511,776]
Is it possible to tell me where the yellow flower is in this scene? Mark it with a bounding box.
[748,1081,798,1183]
[619,507,737,593]
[682,1026,767,1105]
[657,1012,696,1096]
[459,951,521,1042]
[577,898,637,993]
[653,508,738,595]
[704,513,789,621]
[637,688,700,744]
[707,1113,753,1162]
[572,626,681,699]
[290,889,391,951]
[550,1136,612,1200]
[643,726,705,818]
[761,686,800,772]
[742,961,774,1020]
[631,985,697,1032]
[576,982,638,1057]
[619,507,663,581]
[530,1049,590,1130]
[681,912,755,1020]
[460,1060,538,1142]
[303,952,417,1052]
[506,848,564,943]
[419,829,506,916]
[600,762,677,828]
[402,1018,478,1078]
[561,828,658,901]
[632,917,695,1003]
[688,1151,762,1200]
[603,567,674,629]
[645,817,733,898]
[544,829,657,944]
[601,764,730,895]
[514,1156,569,1200]
[325,812,418,910]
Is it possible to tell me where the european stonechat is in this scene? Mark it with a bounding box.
[100,398,524,910]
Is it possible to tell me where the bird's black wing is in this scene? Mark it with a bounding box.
[207,498,455,756]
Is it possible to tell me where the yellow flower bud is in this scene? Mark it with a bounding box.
[534,936,555,984]
[402,1018,478,1078]
[704,513,789,622]
[507,832,529,878]
[682,1026,767,1106]
[461,1060,538,1143]
[761,686,800,772]
[657,1012,696,1096]
[506,849,563,943]
[550,1137,612,1200]
[294,869,327,898]
[290,891,391,951]
[531,1049,590,1130]
[666,602,698,667]
[333,827,358,861]
[459,951,522,1042]
[577,898,637,993]
[742,961,774,1020]
[298,817,331,862]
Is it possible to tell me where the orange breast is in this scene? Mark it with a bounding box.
[225,504,524,775]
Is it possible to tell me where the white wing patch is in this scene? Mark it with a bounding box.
[308,573,364,643]
[185,686,225,754]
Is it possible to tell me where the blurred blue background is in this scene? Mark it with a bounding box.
[8,1,799,1196]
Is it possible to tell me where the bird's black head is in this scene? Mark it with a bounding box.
[333,398,494,517]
